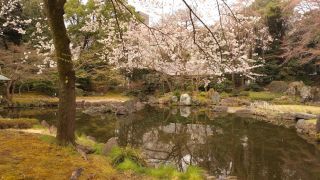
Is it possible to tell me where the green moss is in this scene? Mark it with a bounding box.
[39,135,57,144]
[181,166,205,180]
[248,91,281,101]
[0,118,39,129]
[116,158,145,173]
[147,165,181,179]
[0,130,123,179]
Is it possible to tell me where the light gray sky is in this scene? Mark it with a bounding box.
[128,0,238,25]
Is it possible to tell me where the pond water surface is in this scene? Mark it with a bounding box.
[1,106,320,179]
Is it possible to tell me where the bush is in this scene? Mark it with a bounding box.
[213,80,233,93]
[266,81,288,93]
[245,82,263,92]
[173,90,181,99]
[31,81,58,96]
[109,146,146,167]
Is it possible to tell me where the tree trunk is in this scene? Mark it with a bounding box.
[316,115,320,134]
[44,0,76,145]
[3,81,13,103]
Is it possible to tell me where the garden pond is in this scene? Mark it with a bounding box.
[1,106,320,179]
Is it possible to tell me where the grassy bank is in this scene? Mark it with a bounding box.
[0,130,129,179]
[0,118,205,179]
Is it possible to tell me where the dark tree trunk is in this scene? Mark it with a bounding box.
[44,0,76,145]
[316,115,320,134]
[3,81,13,103]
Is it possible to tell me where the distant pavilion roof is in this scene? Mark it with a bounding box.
[0,75,10,81]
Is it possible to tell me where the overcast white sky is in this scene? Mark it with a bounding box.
[127,0,238,25]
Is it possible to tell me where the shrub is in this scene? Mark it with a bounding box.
[109,146,146,167]
[213,80,233,93]
[173,90,181,99]
[31,81,58,96]
[245,82,263,92]
[266,81,288,93]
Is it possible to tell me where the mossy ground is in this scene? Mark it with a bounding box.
[0,118,38,129]
[0,130,141,179]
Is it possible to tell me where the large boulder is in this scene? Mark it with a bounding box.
[180,106,191,117]
[171,96,178,103]
[300,86,312,102]
[295,119,316,135]
[311,87,320,102]
[220,97,250,107]
[115,106,128,115]
[285,81,305,96]
[180,94,192,106]
[285,81,312,102]
[267,81,289,93]
[211,92,220,105]
[82,105,113,116]
[102,137,118,155]
[212,106,228,113]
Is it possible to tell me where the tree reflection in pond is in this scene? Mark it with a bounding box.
[1,106,320,179]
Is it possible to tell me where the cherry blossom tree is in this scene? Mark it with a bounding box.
[0,0,31,48]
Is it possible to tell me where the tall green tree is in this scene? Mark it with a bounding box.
[43,0,76,145]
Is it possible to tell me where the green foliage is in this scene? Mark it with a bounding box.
[39,135,57,144]
[31,80,58,96]
[173,90,181,99]
[213,79,233,93]
[245,83,263,92]
[109,146,147,167]
[147,165,181,179]
[110,147,204,179]
[76,133,104,155]
[116,158,144,173]
[181,166,204,180]
[248,91,281,101]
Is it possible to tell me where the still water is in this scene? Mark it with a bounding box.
[1,106,320,179]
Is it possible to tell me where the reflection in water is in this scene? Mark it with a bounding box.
[1,106,320,179]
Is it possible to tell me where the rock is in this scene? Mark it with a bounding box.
[212,106,228,112]
[147,96,157,104]
[180,106,191,117]
[70,167,83,180]
[41,120,50,129]
[281,112,316,121]
[86,136,96,142]
[311,87,320,102]
[76,144,95,154]
[211,92,220,105]
[235,109,253,115]
[82,105,113,116]
[266,81,289,93]
[300,86,312,102]
[296,119,316,135]
[171,96,178,103]
[115,106,128,115]
[295,113,317,120]
[49,125,57,134]
[103,137,118,155]
[220,98,250,106]
[134,101,145,111]
[180,94,192,106]
[285,81,305,96]
[285,81,313,102]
